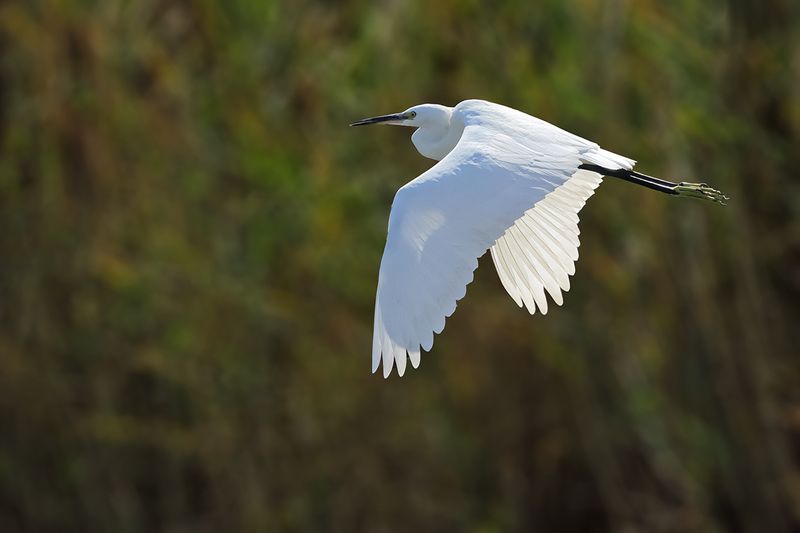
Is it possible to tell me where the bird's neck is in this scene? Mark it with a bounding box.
[412,110,463,161]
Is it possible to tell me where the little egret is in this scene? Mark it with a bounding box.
[351,99,727,377]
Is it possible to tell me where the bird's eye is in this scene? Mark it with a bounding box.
[408,111,417,118]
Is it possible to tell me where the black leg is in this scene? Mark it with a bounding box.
[579,164,678,194]
[578,163,728,204]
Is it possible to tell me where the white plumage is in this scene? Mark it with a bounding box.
[354,99,636,377]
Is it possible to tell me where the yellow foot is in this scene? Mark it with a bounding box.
[673,182,729,205]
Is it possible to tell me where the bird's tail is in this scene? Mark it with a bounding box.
[584,148,636,171]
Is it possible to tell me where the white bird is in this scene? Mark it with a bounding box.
[351,99,727,378]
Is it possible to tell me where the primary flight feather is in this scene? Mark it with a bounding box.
[351,99,727,378]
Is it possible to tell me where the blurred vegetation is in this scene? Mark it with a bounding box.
[1,0,799,531]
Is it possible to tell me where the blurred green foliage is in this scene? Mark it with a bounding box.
[1,0,799,531]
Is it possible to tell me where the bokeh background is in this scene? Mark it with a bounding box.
[1,0,799,531]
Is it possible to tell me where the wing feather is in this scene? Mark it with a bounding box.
[490,167,615,315]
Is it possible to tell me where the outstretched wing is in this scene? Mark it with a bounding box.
[489,168,600,314]
[490,147,635,315]
[373,102,620,377]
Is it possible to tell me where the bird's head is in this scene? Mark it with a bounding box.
[350,104,452,129]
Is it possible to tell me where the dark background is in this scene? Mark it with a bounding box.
[1,1,799,531]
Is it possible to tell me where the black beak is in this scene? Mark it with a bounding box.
[350,113,405,127]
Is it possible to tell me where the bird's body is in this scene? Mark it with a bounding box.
[352,99,726,377]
